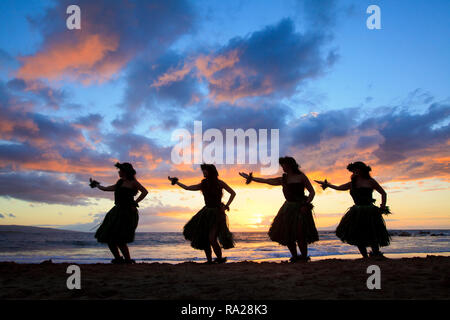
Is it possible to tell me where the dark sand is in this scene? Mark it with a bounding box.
[1,256,449,299]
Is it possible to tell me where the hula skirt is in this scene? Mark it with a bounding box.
[268,201,319,245]
[95,205,139,244]
[183,206,235,250]
[336,204,390,247]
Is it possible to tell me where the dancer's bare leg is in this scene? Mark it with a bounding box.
[204,245,213,262]
[108,243,121,259]
[297,240,307,257]
[371,243,380,254]
[118,243,131,260]
[358,245,368,258]
[209,226,222,259]
[287,243,298,258]
[297,208,308,257]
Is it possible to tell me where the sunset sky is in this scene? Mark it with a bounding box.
[0,0,449,232]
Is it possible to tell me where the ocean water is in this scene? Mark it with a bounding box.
[0,227,449,264]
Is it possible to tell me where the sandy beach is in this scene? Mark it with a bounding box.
[1,255,449,300]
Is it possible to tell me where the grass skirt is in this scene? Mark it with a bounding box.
[183,206,235,250]
[336,204,391,247]
[268,201,319,245]
[95,205,139,244]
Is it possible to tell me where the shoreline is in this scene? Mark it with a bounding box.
[1,251,449,265]
[253,251,450,263]
[1,255,449,299]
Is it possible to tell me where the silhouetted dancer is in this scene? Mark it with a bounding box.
[90,162,148,264]
[315,161,391,259]
[168,164,236,264]
[240,157,319,262]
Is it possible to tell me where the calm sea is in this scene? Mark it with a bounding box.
[0,227,449,263]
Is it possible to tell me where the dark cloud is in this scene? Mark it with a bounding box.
[363,103,450,164]
[74,113,103,130]
[31,113,84,145]
[111,111,140,132]
[356,135,380,149]
[289,108,358,147]
[0,143,43,165]
[6,78,69,110]
[6,78,27,91]
[0,171,95,205]
[104,132,170,164]
[112,50,203,132]
[405,162,424,171]
[203,18,336,103]
[0,213,17,218]
[124,50,202,110]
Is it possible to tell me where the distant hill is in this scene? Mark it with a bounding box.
[0,225,83,233]
[318,224,338,231]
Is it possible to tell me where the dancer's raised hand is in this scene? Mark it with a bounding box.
[314,179,328,190]
[89,178,100,188]
[168,176,179,185]
[239,172,253,184]
[239,172,249,179]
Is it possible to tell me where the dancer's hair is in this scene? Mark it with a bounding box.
[279,157,303,174]
[114,162,136,180]
[347,161,372,179]
[348,161,372,189]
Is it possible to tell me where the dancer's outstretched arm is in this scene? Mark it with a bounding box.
[220,180,236,211]
[97,184,116,191]
[371,179,387,208]
[239,172,282,186]
[94,180,116,191]
[168,176,202,191]
[89,178,116,191]
[314,179,351,191]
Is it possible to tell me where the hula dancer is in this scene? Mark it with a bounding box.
[90,162,148,264]
[315,161,391,258]
[239,157,318,262]
[168,164,236,264]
